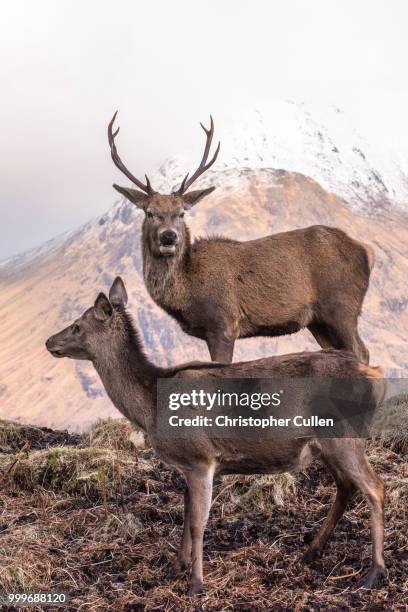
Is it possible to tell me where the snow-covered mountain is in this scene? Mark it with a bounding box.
[1,102,407,430]
[157,101,408,212]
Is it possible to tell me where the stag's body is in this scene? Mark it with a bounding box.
[143,221,373,364]
[108,113,373,364]
[46,278,386,595]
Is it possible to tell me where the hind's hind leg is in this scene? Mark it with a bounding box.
[303,472,355,562]
[351,457,387,588]
[316,441,386,589]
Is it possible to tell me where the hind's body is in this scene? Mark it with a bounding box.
[46,279,387,596]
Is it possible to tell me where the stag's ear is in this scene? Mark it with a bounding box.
[94,293,113,321]
[113,184,149,209]
[109,277,128,308]
[182,186,215,209]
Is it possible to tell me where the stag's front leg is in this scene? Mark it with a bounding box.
[184,463,215,596]
[206,330,235,363]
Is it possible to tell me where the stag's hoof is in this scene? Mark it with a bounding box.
[188,578,205,597]
[357,565,388,590]
[302,546,323,563]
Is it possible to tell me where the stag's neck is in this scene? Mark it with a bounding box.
[142,226,191,310]
[92,334,160,433]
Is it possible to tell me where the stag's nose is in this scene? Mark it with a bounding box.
[159,230,178,246]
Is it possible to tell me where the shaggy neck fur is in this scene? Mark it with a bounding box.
[92,309,162,432]
[142,221,191,310]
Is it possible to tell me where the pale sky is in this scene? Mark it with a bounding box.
[1,0,407,259]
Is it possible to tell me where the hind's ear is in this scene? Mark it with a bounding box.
[94,293,113,321]
[109,277,128,308]
[113,184,148,210]
[182,186,215,209]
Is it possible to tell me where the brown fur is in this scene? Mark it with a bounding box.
[143,215,372,364]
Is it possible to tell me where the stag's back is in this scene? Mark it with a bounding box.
[185,225,372,333]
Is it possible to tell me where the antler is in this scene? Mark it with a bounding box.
[108,111,154,195]
[177,116,220,195]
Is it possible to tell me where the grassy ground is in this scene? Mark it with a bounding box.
[0,418,406,611]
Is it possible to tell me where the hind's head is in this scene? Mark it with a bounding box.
[108,112,219,258]
[46,277,128,361]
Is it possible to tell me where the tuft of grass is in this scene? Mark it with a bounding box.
[100,512,144,541]
[0,420,33,452]
[0,446,138,501]
[87,417,146,453]
[221,473,297,513]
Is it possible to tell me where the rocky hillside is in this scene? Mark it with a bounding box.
[0,164,407,431]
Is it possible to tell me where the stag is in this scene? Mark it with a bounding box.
[108,113,374,364]
[46,277,386,595]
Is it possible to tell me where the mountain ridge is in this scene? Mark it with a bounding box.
[1,167,407,431]
[1,102,407,430]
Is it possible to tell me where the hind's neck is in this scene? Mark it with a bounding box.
[92,325,160,432]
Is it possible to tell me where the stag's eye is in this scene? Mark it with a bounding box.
[72,324,80,335]
[147,211,154,219]
[179,212,185,218]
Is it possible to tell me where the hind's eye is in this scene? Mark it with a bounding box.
[72,324,80,334]
[147,211,153,219]
[179,212,185,218]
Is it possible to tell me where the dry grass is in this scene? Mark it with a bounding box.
[0,418,406,611]
[86,418,146,454]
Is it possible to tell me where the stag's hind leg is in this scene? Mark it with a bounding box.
[308,315,369,364]
[308,322,332,351]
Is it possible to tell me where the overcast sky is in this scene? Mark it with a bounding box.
[1,0,407,259]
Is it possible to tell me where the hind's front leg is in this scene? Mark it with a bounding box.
[184,463,215,596]
[172,487,192,575]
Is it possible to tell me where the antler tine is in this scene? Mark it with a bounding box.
[108,112,154,194]
[177,173,189,195]
[177,116,220,194]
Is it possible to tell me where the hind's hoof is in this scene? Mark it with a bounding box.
[169,556,189,577]
[302,547,323,563]
[188,578,205,596]
[357,565,388,590]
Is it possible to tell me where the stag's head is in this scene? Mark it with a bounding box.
[108,112,220,257]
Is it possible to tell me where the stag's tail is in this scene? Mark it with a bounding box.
[362,242,375,271]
